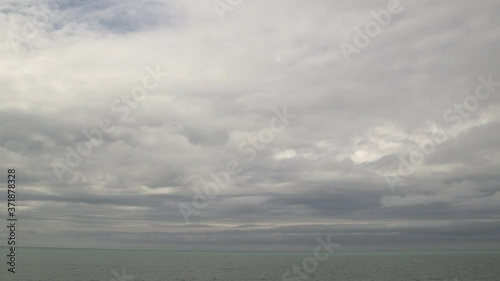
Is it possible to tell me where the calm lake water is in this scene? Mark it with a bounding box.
[3,248,500,281]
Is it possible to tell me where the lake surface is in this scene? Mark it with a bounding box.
[3,248,500,281]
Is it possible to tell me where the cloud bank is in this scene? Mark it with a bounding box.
[0,0,499,251]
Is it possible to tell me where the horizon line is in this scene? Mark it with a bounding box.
[2,246,500,253]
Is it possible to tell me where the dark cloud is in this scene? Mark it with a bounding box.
[0,0,499,251]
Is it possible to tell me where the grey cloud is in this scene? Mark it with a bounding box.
[0,0,499,251]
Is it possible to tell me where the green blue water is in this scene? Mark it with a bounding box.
[3,248,500,281]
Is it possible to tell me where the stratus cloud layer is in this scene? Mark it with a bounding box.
[0,0,499,251]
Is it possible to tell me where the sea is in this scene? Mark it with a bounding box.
[3,248,500,281]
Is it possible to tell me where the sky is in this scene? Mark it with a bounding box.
[0,0,499,251]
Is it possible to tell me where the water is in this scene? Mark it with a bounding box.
[4,248,500,281]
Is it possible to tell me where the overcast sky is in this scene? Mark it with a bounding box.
[0,0,499,251]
